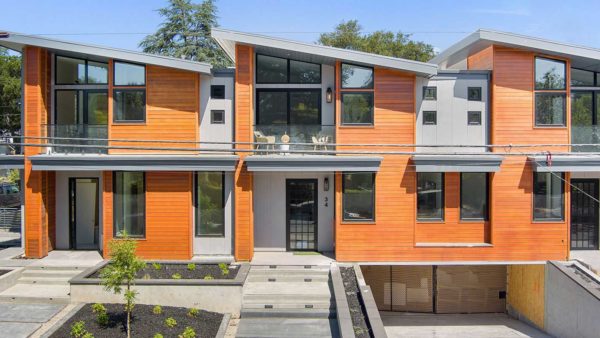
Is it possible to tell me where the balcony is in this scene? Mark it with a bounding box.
[572,125,600,152]
[44,124,108,154]
[253,125,335,154]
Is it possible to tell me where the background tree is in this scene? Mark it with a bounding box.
[139,0,231,68]
[318,20,435,62]
[0,47,21,135]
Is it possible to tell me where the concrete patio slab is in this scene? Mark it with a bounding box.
[251,252,334,266]
[28,250,103,268]
[1,322,41,338]
[0,247,23,260]
[0,303,64,338]
[570,250,600,275]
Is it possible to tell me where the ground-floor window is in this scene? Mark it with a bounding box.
[533,172,564,221]
[342,172,375,221]
[196,172,225,237]
[417,172,444,221]
[113,172,145,238]
[460,173,489,220]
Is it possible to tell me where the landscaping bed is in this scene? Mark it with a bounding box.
[88,262,238,280]
[340,266,373,338]
[49,303,223,338]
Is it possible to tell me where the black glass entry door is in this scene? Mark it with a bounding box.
[571,179,599,250]
[286,179,318,251]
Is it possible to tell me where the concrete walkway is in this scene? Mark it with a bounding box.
[570,250,600,275]
[251,252,335,266]
[0,303,64,338]
[382,312,550,338]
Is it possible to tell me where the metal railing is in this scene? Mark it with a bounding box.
[253,124,335,153]
[572,125,600,152]
[44,124,108,154]
[0,208,20,230]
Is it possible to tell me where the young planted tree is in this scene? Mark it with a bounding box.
[100,235,146,338]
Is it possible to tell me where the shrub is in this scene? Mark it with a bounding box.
[218,263,229,276]
[70,321,92,338]
[187,308,199,317]
[91,303,106,314]
[153,305,162,315]
[203,274,214,280]
[154,334,164,338]
[152,263,162,270]
[179,326,196,338]
[97,312,109,326]
[187,263,196,271]
[165,317,177,328]
[172,273,182,280]
[142,273,151,280]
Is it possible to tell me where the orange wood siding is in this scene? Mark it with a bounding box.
[233,44,254,261]
[109,65,199,154]
[102,171,193,260]
[467,45,494,70]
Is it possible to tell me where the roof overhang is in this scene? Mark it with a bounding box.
[432,29,600,72]
[412,154,504,172]
[529,154,600,172]
[0,31,212,74]
[28,154,238,171]
[0,155,24,169]
[244,155,383,172]
[211,28,437,77]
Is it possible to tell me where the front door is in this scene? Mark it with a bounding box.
[571,179,599,250]
[286,179,318,251]
[69,178,99,250]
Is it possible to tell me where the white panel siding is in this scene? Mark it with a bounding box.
[199,74,234,149]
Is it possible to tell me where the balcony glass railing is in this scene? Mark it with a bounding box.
[572,125,600,152]
[45,124,108,154]
[253,124,335,153]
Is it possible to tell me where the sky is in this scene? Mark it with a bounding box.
[0,0,598,54]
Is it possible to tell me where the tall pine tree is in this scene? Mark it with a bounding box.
[139,0,231,68]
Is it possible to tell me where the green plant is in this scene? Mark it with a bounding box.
[165,317,177,328]
[179,326,196,338]
[142,273,151,280]
[152,262,162,270]
[100,234,146,338]
[187,263,196,271]
[154,334,164,338]
[203,274,214,280]
[70,321,94,338]
[172,273,182,280]
[187,308,199,317]
[218,263,229,276]
[91,303,106,314]
[153,305,162,315]
[97,312,109,326]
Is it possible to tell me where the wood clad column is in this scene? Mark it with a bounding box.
[234,44,254,261]
[23,46,52,258]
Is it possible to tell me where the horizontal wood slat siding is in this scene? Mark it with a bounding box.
[110,65,199,154]
[102,171,192,259]
[467,45,494,70]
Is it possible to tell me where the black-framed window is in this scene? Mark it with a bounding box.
[423,111,437,125]
[342,173,375,221]
[417,172,444,221]
[256,54,321,84]
[535,57,566,90]
[341,92,374,125]
[341,63,374,89]
[571,68,596,87]
[535,57,567,126]
[423,86,437,100]
[533,172,564,221]
[55,55,108,85]
[460,173,489,220]
[468,87,482,101]
[195,172,225,237]
[114,61,145,86]
[210,85,226,99]
[211,110,225,124]
[256,89,321,125]
[114,172,145,238]
[114,89,145,122]
[55,89,108,125]
[468,111,482,125]
[535,92,566,125]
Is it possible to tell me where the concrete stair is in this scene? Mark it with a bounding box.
[0,266,85,304]
[237,265,339,337]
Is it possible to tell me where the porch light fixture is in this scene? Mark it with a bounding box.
[324,177,330,191]
[326,87,333,103]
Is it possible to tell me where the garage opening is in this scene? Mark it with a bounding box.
[361,265,507,314]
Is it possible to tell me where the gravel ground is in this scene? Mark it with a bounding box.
[89,263,239,280]
[48,303,223,338]
[340,266,373,338]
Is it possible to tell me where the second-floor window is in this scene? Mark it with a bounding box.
[256,54,321,84]
[256,89,320,125]
[534,57,566,126]
[341,63,375,125]
[56,55,108,85]
[113,61,146,122]
[460,173,489,220]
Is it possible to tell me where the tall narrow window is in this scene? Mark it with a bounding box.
[417,173,444,220]
[114,172,145,238]
[341,63,375,126]
[460,173,488,220]
[533,172,564,221]
[535,57,566,126]
[342,173,375,221]
[113,62,146,122]
[196,172,225,237]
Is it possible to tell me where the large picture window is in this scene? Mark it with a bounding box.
[55,90,108,125]
[341,92,374,125]
[196,172,225,237]
[256,54,321,84]
[533,172,564,221]
[417,173,444,220]
[256,89,320,125]
[342,173,375,221]
[341,63,374,89]
[460,173,488,220]
[114,172,145,238]
[535,57,567,126]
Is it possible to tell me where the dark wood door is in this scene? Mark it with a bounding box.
[571,179,599,250]
[286,179,318,251]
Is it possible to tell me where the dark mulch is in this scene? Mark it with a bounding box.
[340,267,373,338]
[49,303,223,338]
[0,270,10,277]
[88,263,239,280]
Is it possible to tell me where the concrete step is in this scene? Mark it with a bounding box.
[251,265,330,270]
[242,300,334,309]
[21,269,81,278]
[248,269,330,277]
[241,308,336,319]
[244,281,332,295]
[0,284,71,304]
[17,276,73,285]
[24,266,89,271]
[236,318,339,338]
[247,275,330,283]
[243,294,333,303]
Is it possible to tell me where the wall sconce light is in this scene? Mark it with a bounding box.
[324,177,330,191]
[326,87,333,103]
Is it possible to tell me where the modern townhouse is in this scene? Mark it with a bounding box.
[1,27,599,321]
